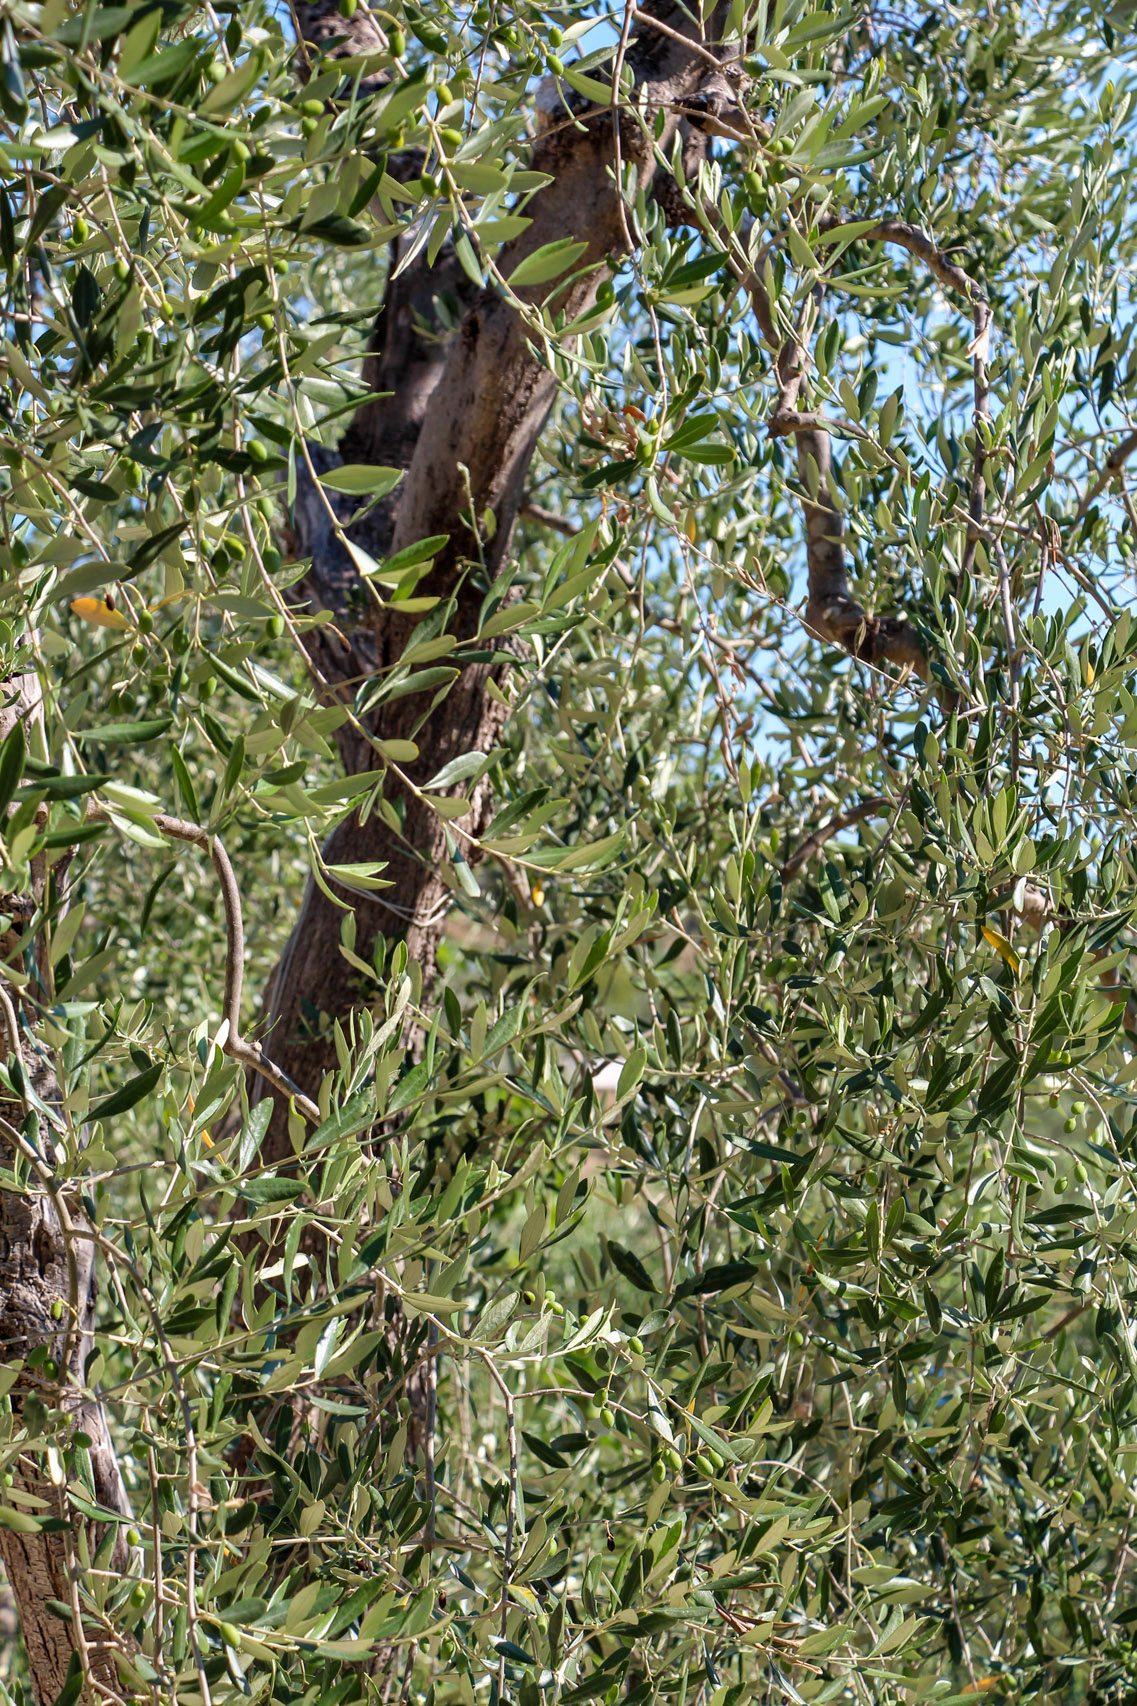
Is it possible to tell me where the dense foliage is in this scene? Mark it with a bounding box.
[3,1,1137,1704]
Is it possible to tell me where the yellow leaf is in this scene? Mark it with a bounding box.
[531,881,545,908]
[981,925,1020,974]
[71,598,129,631]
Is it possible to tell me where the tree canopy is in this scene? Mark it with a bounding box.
[3,1,1137,1704]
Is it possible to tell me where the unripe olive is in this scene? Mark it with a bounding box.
[664,1446,682,1471]
[585,1401,602,1420]
[131,643,148,666]
[440,126,464,151]
[114,257,130,281]
[340,0,357,16]
[1049,1093,1060,1107]
[548,52,564,74]
[1070,1488,1085,1507]
[651,1459,667,1483]
[707,1448,724,1471]
[219,1621,241,1648]
[301,115,318,137]
[743,169,763,198]
[50,1297,64,1320]
[1075,1160,1088,1183]
[302,97,324,118]
[263,546,282,571]
[437,82,454,105]
[695,1453,716,1477]
[256,312,275,333]
[265,613,285,639]
[171,627,191,655]
[1072,1100,1087,1115]
[390,26,406,54]
[1064,1117,1078,1133]
[247,439,269,464]
[130,1583,147,1607]
[232,140,251,163]
[42,1357,58,1379]
[548,22,563,43]
[273,257,290,275]
[789,1328,805,1347]
[199,676,217,700]
[126,1526,142,1547]
[548,1300,564,1315]
[72,214,90,243]
[1055,1175,1069,1194]
[628,1335,643,1354]
[137,609,154,634]
[600,1405,615,1427]
[420,171,440,194]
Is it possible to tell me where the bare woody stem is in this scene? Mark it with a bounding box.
[135,815,323,1125]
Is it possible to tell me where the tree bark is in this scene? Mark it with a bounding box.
[0,681,134,1705]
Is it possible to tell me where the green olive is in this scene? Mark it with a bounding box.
[247,439,269,464]
[440,126,464,151]
[301,115,319,137]
[600,1405,615,1427]
[628,1335,643,1355]
[390,27,407,54]
[548,53,564,74]
[265,613,285,639]
[340,0,358,16]
[695,1453,716,1478]
[651,1459,668,1483]
[302,97,324,118]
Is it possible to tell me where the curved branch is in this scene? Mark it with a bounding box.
[746,218,992,679]
[122,815,324,1125]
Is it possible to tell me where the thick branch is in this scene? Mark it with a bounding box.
[253,2,735,1161]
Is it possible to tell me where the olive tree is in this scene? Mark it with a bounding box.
[1,0,1137,1704]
